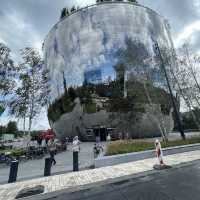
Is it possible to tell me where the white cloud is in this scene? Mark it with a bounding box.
[0,36,6,44]
[174,20,200,47]
[0,108,50,131]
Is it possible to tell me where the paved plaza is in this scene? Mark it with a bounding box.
[0,150,200,200]
[0,142,106,184]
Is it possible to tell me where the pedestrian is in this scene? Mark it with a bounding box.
[155,139,164,166]
[72,136,80,152]
[65,137,69,150]
[106,133,111,142]
[93,142,103,158]
[48,139,56,165]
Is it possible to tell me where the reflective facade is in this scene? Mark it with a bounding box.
[44,2,175,140]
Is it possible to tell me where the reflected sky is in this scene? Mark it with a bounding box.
[44,3,173,102]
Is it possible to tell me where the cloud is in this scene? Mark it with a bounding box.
[174,21,200,48]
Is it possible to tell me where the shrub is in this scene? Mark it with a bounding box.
[106,137,200,156]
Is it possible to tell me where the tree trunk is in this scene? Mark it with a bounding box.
[23,116,26,135]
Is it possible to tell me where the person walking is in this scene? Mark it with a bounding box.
[72,136,80,152]
[48,139,56,165]
[106,133,111,142]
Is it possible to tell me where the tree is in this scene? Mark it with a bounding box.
[96,0,104,3]
[0,43,16,96]
[114,38,172,142]
[0,125,6,137]
[70,6,76,13]
[128,0,138,3]
[6,121,18,136]
[0,103,5,116]
[60,8,70,20]
[60,8,66,19]
[9,73,30,134]
[68,87,76,101]
[9,48,50,136]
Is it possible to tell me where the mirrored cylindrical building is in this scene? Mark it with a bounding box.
[44,2,175,141]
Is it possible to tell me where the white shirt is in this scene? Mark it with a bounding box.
[72,140,80,152]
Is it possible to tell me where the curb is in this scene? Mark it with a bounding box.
[95,143,200,168]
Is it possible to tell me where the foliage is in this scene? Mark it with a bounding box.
[181,108,200,130]
[0,149,26,157]
[48,89,75,122]
[30,130,42,140]
[6,121,18,134]
[0,43,16,96]
[0,104,5,116]
[70,6,76,13]
[108,97,134,113]
[60,8,70,19]
[83,102,97,113]
[106,137,200,155]
[128,0,138,3]
[0,125,7,137]
[9,48,50,134]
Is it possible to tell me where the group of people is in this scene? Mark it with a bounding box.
[46,136,164,168]
[48,136,81,166]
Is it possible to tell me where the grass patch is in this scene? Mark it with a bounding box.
[0,149,26,157]
[106,137,200,156]
[83,102,96,113]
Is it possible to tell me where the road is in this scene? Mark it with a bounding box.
[52,160,200,200]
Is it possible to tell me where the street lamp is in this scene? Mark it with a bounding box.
[153,41,185,140]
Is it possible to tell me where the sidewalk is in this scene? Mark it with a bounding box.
[1,150,200,200]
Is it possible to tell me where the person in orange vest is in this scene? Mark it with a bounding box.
[155,139,164,165]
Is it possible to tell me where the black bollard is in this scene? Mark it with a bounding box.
[8,160,19,183]
[73,151,79,171]
[44,157,51,176]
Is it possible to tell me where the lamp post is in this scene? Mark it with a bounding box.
[153,41,185,140]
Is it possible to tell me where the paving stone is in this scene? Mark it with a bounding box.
[1,150,200,200]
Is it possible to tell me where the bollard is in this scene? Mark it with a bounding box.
[8,160,19,183]
[44,157,51,176]
[73,151,79,171]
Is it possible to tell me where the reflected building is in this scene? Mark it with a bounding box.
[44,1,175,141]
[84,69,102,85]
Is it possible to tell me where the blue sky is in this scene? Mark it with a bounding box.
[0,0,200,130]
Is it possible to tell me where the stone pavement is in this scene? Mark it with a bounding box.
[0,150,200,200]
[0,142,104,184]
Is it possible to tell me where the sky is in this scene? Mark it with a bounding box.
[0,0,200,130]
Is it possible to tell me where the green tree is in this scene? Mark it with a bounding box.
[10,48,50,136]
[60,8,66,19]
[70,6,76,13]
[6,121,18,136]
[68,87,76,101]
[60,8,69,20]
[128,0,138,3]
[0,103,5,116]
[0,125,6,137]
[0,43,16,96]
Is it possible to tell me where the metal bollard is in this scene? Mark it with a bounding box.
[8,160,19,183]
[73,151,79,171]
[44,157,51,176]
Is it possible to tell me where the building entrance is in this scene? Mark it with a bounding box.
[94,127,107,142]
